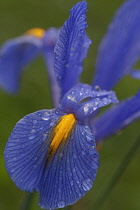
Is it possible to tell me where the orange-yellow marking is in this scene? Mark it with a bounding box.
[48,114,76,157]
[26,28,45,38]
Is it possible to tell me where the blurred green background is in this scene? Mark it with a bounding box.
[0,0,140,210]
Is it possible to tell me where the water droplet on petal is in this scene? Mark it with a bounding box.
[42,113,50,120]
[89,146,96,155]
[33,120,37,125]
[42,134,47,141]
[82,179,92,191]
[102,98,108,105]
[94,101,99,106]
[86,135,93,142]
[58,201,65,208]
[94,86,100,91]
[82,150,86,155]
[70,181,74,186]
[50,122,55,127]
[30,129,36,134]
[29,135,36,140]
[41,204,45,209]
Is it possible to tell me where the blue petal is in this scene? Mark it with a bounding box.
[93,91,140,142]
[4,109,60,192]
[93,0,140,90]
[5,109,99,209]
[60,83,118,121]
[38,122,99,209]
[42,28,61,107]
[0,35,42,93]
[130,70,140,79]
[54,1,91,97]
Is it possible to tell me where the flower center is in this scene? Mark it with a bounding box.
[48,114,76,157]
[26,28,45,38]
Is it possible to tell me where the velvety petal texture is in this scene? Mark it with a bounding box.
[54,1,91,97]
[93,91,140,142]
[5,108,99,209]
[93,0,140,90]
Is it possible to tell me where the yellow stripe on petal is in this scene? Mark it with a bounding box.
[26,28,45,39]
[48,114,76,157]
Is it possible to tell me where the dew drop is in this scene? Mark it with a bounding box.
[70,180,74,186]
[82,150,86,156]
[29,135,36,140]
[33,120,37,125]
[30,129,36,134]
[58,201,65,208]
[11,168,15,173]
[94,86,100,91]
[41,204,45,209]
[82,179,92,191]
[86,135,93,142]
[42,113,50,121]
[94,101,99,106]
[42,134,47,141]
[89,146,95,155]
[102,98,108,105]
[50,121,55,127]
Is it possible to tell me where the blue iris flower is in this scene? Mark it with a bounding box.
[3,0,140,209]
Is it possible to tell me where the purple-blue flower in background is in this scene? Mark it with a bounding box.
[3,0,140,209]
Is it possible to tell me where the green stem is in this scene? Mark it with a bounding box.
[20,193,34,210]
[93,135,140,210]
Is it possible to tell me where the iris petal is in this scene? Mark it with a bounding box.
[38,122,99,209]
[93,0,140,90]
[5,108,99,209]
[0,28,59,95]
[54,1,91,97]
[42,28,60,107]
[4,109,60,192]
[0,35,41,93]
[93,91,140,142]
[60,83,118,120]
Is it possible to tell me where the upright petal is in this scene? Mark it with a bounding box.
[54,1,91,97]
[93,91,140,142]
[93,0,140,90]
[0,29,44,93]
